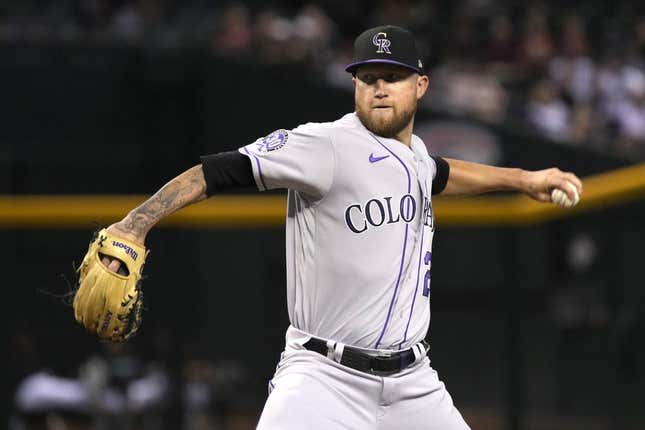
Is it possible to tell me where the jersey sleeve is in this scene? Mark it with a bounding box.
[238,123,335,200]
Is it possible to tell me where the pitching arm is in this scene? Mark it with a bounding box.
[108,151,253,246]
[438,158,583,203]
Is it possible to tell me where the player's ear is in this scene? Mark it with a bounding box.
[352,76,357,87]
[416,74,429,99]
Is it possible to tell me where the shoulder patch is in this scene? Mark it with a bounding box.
[256,129,288,153]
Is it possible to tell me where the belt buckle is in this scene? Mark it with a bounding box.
[374,352,393,361]
[368,354,399,377]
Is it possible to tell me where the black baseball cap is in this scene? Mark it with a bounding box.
[345,25,424,75]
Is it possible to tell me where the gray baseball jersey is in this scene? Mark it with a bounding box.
[239,112,438,351]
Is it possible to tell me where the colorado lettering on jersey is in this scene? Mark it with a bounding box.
[344,194,434,233]
[422,195,434,230]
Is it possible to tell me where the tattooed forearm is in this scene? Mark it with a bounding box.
[116,164,207,238]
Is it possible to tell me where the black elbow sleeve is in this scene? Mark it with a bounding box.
[200,151,255,196]
[431,156,449,195]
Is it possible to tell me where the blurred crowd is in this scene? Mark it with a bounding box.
[10,327,261,430]
[214,0,645,158]
[2,0,645,158]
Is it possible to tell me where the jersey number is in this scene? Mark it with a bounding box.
[422,251,431,297]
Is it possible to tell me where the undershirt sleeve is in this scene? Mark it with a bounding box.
[431,156,450,195]
[200,150,255,196]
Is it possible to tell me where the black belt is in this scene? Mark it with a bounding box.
[303,337,428,376]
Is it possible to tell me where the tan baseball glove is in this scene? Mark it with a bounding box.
[73,228,148,342]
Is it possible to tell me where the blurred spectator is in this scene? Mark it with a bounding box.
[448,11,480,60]
[486,14,516,64]
[568,104,597,146]
[548,14,595,105]
[211,3,252,58]
[428,61,509,123]
[527,78,570,140]
[485,13,519,84]
[253,9,296,64]
[607,68,645,155]
[325,40,354,90]
[183,359,218,429]
[518,4,554,82]
[292,4,334,66]
[182,358,258,430]
[596,54,634,116]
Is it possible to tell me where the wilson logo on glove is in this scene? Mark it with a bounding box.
[111,241,139,261]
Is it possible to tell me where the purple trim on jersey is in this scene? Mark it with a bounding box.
[399,178,430,349]
[242,146,268,191]
[369,133,412,349]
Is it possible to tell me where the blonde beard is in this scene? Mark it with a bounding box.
[355,103,416,138]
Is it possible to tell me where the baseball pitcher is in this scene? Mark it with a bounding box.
[72,25,582,429]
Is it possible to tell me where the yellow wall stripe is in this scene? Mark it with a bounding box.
[1,163,643,228]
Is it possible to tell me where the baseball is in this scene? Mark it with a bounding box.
[551,181,580,208]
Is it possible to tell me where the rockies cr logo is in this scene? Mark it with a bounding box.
[372,32,391,54]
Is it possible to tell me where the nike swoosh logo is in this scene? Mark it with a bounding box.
[369,153,390,163]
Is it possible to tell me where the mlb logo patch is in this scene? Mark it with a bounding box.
[257,129,289,152]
